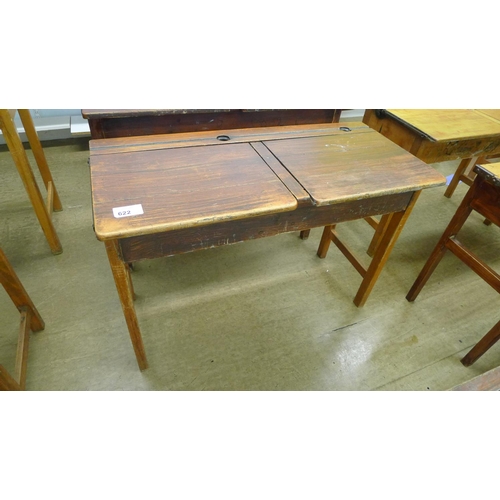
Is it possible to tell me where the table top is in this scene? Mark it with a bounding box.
[385,109,500,142]
[89,123,445,241]
[81,109,319,119]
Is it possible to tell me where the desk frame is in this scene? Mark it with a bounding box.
[363,109,500,198]
[90,124,443,370]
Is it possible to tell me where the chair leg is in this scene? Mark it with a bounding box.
[406,183,477,302]
[461,319,500,367]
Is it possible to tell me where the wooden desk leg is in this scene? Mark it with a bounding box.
[444,157,477,198]
[366,214,391,257]
[354,191,421,307]
[0,110,62,254]
[104,240,148,370]
[461,320,500,367]
[18,109,63,211]
[406,184,475,302]
[0,248,45,332]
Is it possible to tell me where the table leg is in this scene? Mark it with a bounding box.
[461,319,500,367]
[444,157,477,198]
[354,191,421,307]
[406,183,476,302]
[104,239,148,370]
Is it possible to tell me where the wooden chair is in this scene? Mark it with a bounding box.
[0,246,45,390]
[0,109,63,254]
[406,162,500,366]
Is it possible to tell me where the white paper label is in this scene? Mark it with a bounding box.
[112,204,144,218]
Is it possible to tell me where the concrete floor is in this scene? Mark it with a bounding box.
[1,136,500,390]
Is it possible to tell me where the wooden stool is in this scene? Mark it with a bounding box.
[406,163,500,366]
[0,109,63,254]
[0,247,44,390]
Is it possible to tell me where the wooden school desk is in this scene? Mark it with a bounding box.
[89,123,445,370]
[81,109,345,139]
[363,109,500,198]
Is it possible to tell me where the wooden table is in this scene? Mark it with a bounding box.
[82,109,345,139]
[363,109,500,198]
[90,122,445,370]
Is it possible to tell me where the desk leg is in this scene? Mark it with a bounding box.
[104,240,148,370]
[354,191,421,307]
[444,157,477,198]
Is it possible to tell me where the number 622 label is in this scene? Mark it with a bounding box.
[112,204,144,219]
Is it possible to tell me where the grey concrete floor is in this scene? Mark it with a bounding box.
[1,137,500,390]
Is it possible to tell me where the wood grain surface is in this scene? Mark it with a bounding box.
[264,129,445,206]
[386,109,500,141]
[91,142,297,240]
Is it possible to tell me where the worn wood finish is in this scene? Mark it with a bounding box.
[364,109,500,163]
[363,109,500,198]
[91,123,445,369]
[82,109,341,139]
[119,191,414,262]
[407,163,500,366]
[0,109,62,254]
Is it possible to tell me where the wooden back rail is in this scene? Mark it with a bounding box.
[0,109,63,254]
[0,247,45,390]
[90,123,445,370]
[363,109,500,198]
[81,109,348,139]
[406,163,500,367]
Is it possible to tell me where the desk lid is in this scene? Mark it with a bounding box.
[385,109,500,142]
[90,142,298,240]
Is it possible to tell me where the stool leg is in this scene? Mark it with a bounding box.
[406,183,477,302]
[461,320,500,367]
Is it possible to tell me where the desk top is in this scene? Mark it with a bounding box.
[81,109,320,119]
[385,109,500,142]
[90,123,445,240]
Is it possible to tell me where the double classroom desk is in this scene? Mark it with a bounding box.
[89,122,445,370]
[363,109,500,197]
